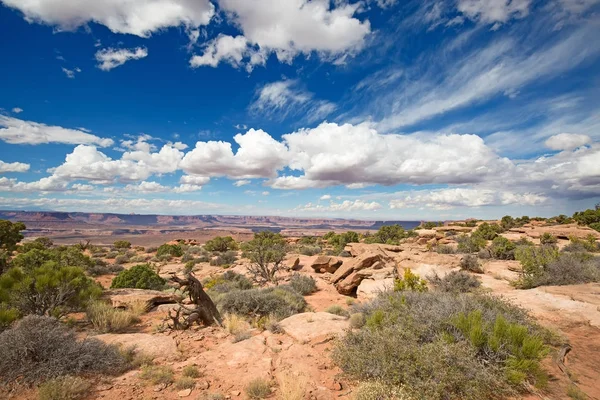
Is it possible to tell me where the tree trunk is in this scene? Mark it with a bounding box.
[168,273,221,329]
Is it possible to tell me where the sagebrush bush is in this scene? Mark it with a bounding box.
[326,305,349,317]
[334,291,551,399]
[489,236,517,260]
[349,312,366,329]
[110,264,165,290]
[429,271,481,293]
[38,376,90,400]
[218,286,306,319]
[297,245,321,256]
[209,250,238,267]
[539,233,558,245]
[460,255,484,273]
[86,301,138,333]
[522,253,600,288]
[245,378,271,399]
[0,315,128,384]
[203,271,253,294]
[156,244,184,257]
[289,273,317,295]
[87,261,124,276]
[353,381,412,400]
[434,245,456,254]
[457,234,487,253]
[114,254,130,265]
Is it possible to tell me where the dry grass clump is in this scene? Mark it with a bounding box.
[289,273,317,295]
[325,305,349,317]
[128,299,149,316]
[349,313,365,329]
[0,315,128,384]
[182,365,202,378]
[353,381,412,400]
[277,371,307,400]
[139,365,174,385]
[120,346,154,368]
[245,378,272,399]
[38,376,90,400]
[460,255,484,273]
[175,376,196,390]
[86,301,138,333]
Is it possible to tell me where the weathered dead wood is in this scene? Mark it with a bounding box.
[167,273,221,329]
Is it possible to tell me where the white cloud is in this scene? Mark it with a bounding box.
[96,47,148,71]
[457,0,531,26]
[388,188,547,210]
[320,194,332,200]
[261,191,270,196]
[125,180,203,193]
[233,179,251,187]
[11,107,23,113]
[544,133,591,151]
[0,176,69,192]
[1,0,214,38]
[191,0,370,70]
[62,67,80,78]
[271,122,510,189]
[296,199,382,213]
[70,183,95,192]
[180,175,210,186]
[181,128,289,179]
[0,160,30,173]
[250,80,337,121]
[0,116,113,147]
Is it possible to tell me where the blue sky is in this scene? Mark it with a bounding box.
[0,0,599,220]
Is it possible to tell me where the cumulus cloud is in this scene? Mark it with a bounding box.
[388,188,547,210]
[270,122,510,189]
[1,0,214,37]
[96,47,148,71]
[296,199,382,213]
[0,160,30,173]
[320,194,332,200]
[191,0,370,70]
[0,116,113,147]
[457,0,531,26]
[250,80,337,121]
[180,175,210,186]
[544,133,591,150]
[181,128,288,179]
[0,176,69,192]
[11,107,23,114]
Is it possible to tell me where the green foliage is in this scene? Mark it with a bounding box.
[539,233,558,245]
[353,381,412,400]
[110,264,165,290]
[474,223,504,240]
[327,231,360,252]
[420,221,443,229]
[113,240,131,249]
[242,231,287,283]
[564,235,600,253]
[10,246,95,274]
[204,236,238,252]
[326,304,349,317]
[453,310,547,386]
[218,285,306,319]
[514,246,560,289]
[489,236,517,260]
[0,305,19,331]
[19,237,54,253]
[394,269,428,292]
[572,207,600,226]
[139,365,174,385]
[203,270,253,293]
[457,234,487,253]
[297,245,321,256]
[298,236,318,245]
[209,250,238,267]
[0,220,26,253]
[0,264,102,318]
[0,315,129,384]
[289,273,317,295]
[333,291,550,399]
[38,376,90,400]
[182,365,201,378]
[245,378,271,399]
[366,225,408,245]
[156,243,183,257]
[429,271,481,293]
[460,255,484,273]
[86,301,138,333]
[527,253,600,287]
[590,222,600,232]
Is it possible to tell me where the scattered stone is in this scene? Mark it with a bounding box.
[230,390,241,397]
[198,381,210,390]
[178,388,192,397]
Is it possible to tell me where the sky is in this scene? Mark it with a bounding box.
[0,0,599,221]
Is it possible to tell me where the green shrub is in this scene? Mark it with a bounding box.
[289,273,317,295]
[245,378,271,399]
[204,236,238,252]
[429,271,481,293]
[527,253,600,287]
[156,244,183,257]
[326,305,349,317]
[242,231,287,283]
[87,262,124,276]
[86,301,137,333]
[218,286,306,319]
[0,265,102,318]
[514,246,560,289]
[209,250,238,266]
[333,291,550,399]
[175,376,196,390]
[10,246,95,274]
[590,222,600,232]
[489,236,517,260]
[572,208,600,226]
[298,236,318,245]
[0,306,19,331]
[434,245,456,254]
[139,365,174,385]
[113,240,131,249]
[457,234,487,253]
[0,315,128,384]
[394,269,428,292]
[539,233,557,245]
[182,365,201,378]
[474,223,504,240]
[203,271,253,293]
[114,254,130,264]
[297,245,321,256]
[38,376,90,400]
[110,264,165,290]
[460,255,484,273]
[366,225,408,245]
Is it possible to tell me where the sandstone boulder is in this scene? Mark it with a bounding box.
[310,255,343,273]
[279,312,349,341]
[331,248,396,295]
[103,288,181,310]
[417,229,437,238]
[96,333,178,358]
[345,242,404,256]
[357,278,395,301]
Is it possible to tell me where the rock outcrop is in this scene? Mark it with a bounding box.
[330,247,397,295]
[104,288,181,310]
[279,312,349,341]
[310,255,343,273]
[96,333,178,358]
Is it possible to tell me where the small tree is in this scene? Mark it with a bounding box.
[156,244,184,257]
[0,220,26,274]
[242,231,287,283]
[110,264,165,290]
[204,236,238,252]
[113,240,131,249]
